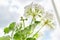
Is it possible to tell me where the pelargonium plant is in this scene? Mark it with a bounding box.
[0,2,55,40]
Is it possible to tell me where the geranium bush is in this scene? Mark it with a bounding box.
[0,3,55,40]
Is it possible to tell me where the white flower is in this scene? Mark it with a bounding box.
[40,11,55,29]
[24,2,44,17]
[42,11,54,21]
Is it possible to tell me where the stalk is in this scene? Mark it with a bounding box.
[33,24,45,37]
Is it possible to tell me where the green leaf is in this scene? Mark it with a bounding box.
[35,21,40,24]
[13,32,20,39]
[26,38,36,40]
[14,31,26,40]
[9,22,16,30]
[4,22,16,34]
[0,36,10,40]
[4,27,10,34]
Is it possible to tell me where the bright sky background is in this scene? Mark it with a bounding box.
[0,0,60,40]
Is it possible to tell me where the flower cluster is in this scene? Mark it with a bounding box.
[24,2,55,29]
[24,2,44,17]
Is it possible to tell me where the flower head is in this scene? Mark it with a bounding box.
[42,11,55,29]
[24,2,44,17]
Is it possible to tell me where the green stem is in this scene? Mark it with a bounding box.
[33,24,45,37]
[11,24,17,40]
[31,16,36,24]
[11,29,14,40]
[23,20,25,28]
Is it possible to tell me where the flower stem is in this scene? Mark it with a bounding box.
[33,24,45,37]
